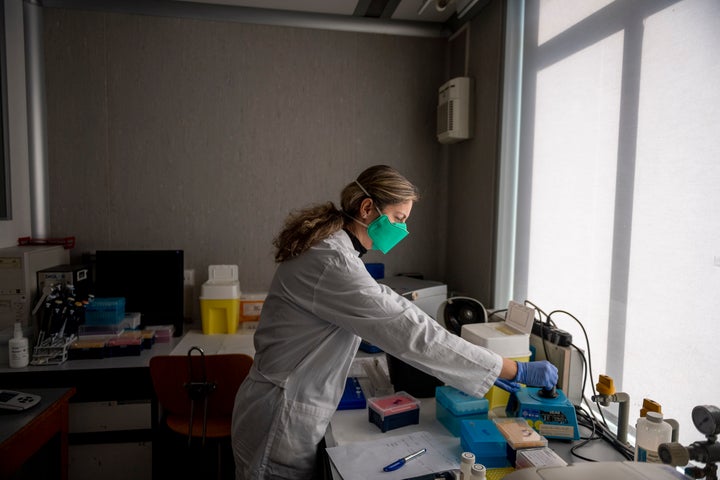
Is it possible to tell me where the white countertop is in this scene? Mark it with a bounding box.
[170,329,256,357]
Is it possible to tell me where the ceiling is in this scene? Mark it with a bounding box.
[173,0,484,26]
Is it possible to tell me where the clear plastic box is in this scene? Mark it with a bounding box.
[493,418,548,450]
[367,391,420,432]
[515,447,567,469]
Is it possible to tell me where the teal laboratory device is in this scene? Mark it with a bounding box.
[506,387,580,441]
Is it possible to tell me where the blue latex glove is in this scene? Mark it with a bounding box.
[494,377,520,393]
[515,360,558,389]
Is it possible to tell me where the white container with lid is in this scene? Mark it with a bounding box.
[635,411,673,463]
[460,300,535,357]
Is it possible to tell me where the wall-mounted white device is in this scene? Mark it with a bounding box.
[437,76,474,144]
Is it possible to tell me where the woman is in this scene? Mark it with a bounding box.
[231,165,557,479]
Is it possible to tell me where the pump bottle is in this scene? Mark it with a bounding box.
[8,322,29,368]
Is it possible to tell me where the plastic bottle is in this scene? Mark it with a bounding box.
[8,322,29,368]
[635,411,672,463]
[470,463,487,479]
[460,452,475,479]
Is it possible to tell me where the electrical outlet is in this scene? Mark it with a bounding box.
[183,269,195,286]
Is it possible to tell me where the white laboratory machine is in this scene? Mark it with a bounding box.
[0,245,69,333]
[378,276,447,319]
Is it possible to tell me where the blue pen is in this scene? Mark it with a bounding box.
[382,448,427,472]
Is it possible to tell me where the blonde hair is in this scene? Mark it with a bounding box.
[273,165,419,262]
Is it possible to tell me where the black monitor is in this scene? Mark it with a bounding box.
[94,250,184,336]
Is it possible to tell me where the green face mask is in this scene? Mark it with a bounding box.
[354,180,410,254]
[367,212,409,254]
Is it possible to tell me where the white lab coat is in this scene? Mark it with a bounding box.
[231,230,502,480]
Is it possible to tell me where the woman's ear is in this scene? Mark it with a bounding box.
[360,197,374,219]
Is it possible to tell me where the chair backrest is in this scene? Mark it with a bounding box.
[149,353,253,418]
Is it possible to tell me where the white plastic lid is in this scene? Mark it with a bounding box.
[207,265,238,283]
[200,282,240,299]
[646,411,664,423]
[505,300,535,333]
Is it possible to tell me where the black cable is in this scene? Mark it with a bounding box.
[571,403,634,461]
[487,308,507,322]
[521,304,635,461]
[524,300,554,326]
[547,309,610,430]
[542,309,635,461]
[522,300,556,363]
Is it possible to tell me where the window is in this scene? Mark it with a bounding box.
[510,0,720,445]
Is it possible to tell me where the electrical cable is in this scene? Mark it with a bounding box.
[541,308,634,461]
[547,309,610,428]
[487,308,507,322]
[571,403,634,461]
[520,302,635,460]
[523,300,552,326]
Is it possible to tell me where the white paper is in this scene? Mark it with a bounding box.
[326,430,459,480]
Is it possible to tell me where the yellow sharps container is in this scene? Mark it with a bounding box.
[200,265,240,334]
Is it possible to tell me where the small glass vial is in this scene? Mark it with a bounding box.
[460,452,475,479]
[470,463,487,479]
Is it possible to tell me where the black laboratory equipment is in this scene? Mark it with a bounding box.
[660,405,720,480]
[94,250,184,336]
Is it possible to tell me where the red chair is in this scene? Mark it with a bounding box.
[149,348,252,479]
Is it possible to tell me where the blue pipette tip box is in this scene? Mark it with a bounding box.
[338,377,366,410]
[460,419,511,468]
[435,385,489,436]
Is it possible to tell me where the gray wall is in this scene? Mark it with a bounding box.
[444,0,505,306]
[42,7,449,322]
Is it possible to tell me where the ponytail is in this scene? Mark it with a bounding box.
[273,202,344,262]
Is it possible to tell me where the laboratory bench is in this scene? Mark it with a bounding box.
[0,339,178,402]
[324,355,628,480]
[0,329,256,479]
[0,336,181,479]
[325,395,628,479]
[0,387,75,480]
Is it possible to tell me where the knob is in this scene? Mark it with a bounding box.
[658,442,690,466]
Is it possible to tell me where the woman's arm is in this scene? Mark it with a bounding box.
[499,357,518,380]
